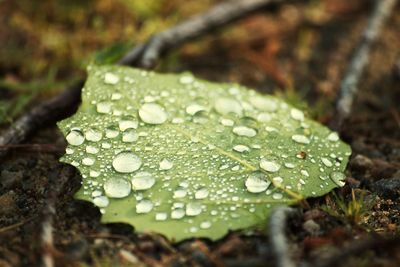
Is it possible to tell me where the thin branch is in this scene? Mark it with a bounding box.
[119,0,283,68]
[268,206,298,267]
[334,0,398,129]
[0,0,283,159]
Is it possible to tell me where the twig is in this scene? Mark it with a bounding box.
[314,235,400,267]
[119,0,283,68]
[268,206,298,267]
[0,0,284,159]
[334,0,398,129]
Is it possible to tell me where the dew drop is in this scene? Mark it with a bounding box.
[136,199,153,213]
[171,208,185,219]
[105,126,119,138]
[260,159,281,172]
[321,157,333,167]
[82,157,95,166]
[292,134,310,144]
[214,98,243,116]
[96,101,112,114]
[220,118,234,126]
[330,172,346,186]
[103,178,131,198]
[233,126,257,137]
[159,159,173,170]
[86,145,99,154]
[131,172,155,190]
[155,212,168,221]
[327,132,339,142]
[186,202,202,216]
[257,113,272,122]
[111,92,122,100]
[249,96,278,112]
[112,151,142,173]
[290,108,304,121]
[179,75,194,84]
[195,187,209,199]
[233,145,250,153]
[85,128,102,142]
[173,187,187,198]
[245,172,271,193]
[119,116,138,131]
[200,221,212,229]
[93,196,109,208]
[272,192,283,200]
[186,104,207,116]
[122,129,138,143]
[104,72,119,84]
[66,129,85,146]
[139,103,167,124]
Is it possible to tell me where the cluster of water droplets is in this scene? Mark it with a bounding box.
[60,66,351,237]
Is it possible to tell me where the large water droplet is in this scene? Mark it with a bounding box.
[93,196,109,207]
[96,101,112,114]
[173,187,187,198]
[159,159,173,170]
[85,128,102,142]
[136,199,153,213]
[327,132,339,142]
[321,157,333,167]
[122,129,138,143]
[232,126,257,137]
[86,145,99,154]
[171,208,185,219]
[186,104,207,116]
[112,151,142,173]
[139,103,167,124]
[66,129,85,146]
[290,108,304,121]
[257,113,272,122]
[104,72,120,84]
[292,134,310,144]
[82,157,95,166]
[245,172,271,193]
[249,96,277,112]
[131,172,155,190]
[260,159,281,172]
[105,126,119,138]
[119,116,138,131]
[103,178,131,198]
[330,172,346,186]
[214,98,243,116]
[186,202,202,216]
[195,187,209,199]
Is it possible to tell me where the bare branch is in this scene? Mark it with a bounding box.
[334,0,398,129]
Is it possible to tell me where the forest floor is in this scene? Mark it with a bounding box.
[0,0,399,266]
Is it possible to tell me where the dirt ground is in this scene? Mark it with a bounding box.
[0,1,400,266]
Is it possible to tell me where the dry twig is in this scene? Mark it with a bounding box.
[334,0,398,129]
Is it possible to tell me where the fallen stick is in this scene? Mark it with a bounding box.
[334,0,398,129]
[0,0,283,159]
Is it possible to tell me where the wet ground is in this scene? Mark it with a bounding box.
[0,1,400,266]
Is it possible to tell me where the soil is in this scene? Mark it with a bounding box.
[1,1,399,267]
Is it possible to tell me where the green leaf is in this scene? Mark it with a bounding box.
[58,65,351,242]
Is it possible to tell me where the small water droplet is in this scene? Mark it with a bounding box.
[290,108,304,121]
[220,118,234,126]
[155,212,168,221]
[327,132,339,142]
[245,172,271,193]
[85,128,102,142]
[179,75,194,84]
[257,112,272,122]
[66,129,85,146]
[104,72,119,84]
[249,96,278,112]
[103,178,131,198]
[111,92,122,100]
[200,221,211,229]
[330,171,346,186]
[171,208,185,219]
[86,145,99,154]
[90,170,100,177]
[122,129,138,143]
[186,202,202,216]
[173,187,187,198]
[233,145,250,153]
[65,148,74,154]
[82,157,95,166]
[292,134,310,144]
[195,187,209,199]
[112,151,142,173]
[93,196,109,207]
[136,199,153,213]
[186,104,207,115]
[131,172,155,190]
[139,103,167,124]
[159,159,173,170]
[272,192,283,200]
[96,101,112,114]
[321,157,333,167]
[214,98,243,116]
[119,116,138,131]
[260,159,281,172]
[105,126,119,138]
[233,126,257,137]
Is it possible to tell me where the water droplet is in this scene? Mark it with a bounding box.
[327,132,339,142]
[112,151,142,173]
[159,159,173,170]
[260,159,281,172]
[82,157,95,166]
[104,72,119,84]
[173,187,187,198]
[220,118,234,126]
[131,172,155,190]
[233,145,250,153]
[272,192,283,199]
[301,170,309,177]
[136,199,153,213]
[195,187,209,199]
[85,128,102,142]
[249,96,277,112]
[321,157,333,167]
[103,178,131,198]
[273,176,283,185]
[179,75,194,84]
[200,221,211,229]
[257,113,272,122]
[66,129,85,146]
[86,145,99,154]
[233,126,257,137]
[330,172,346,186]
[111,92,122,100]
[155,212,168,221]
[186,202,202,216]
[90,170,100,177]
[122,129,138,143]
[186,104,207,115]
[214,98,243,116]
[119,116,138,131]
[65,148,74,154]
[290,108,304,121]
[171,208,185,219]
[284,163,295,169]
[139,103,167,124]
[245,172,271,193]
[292,134,310,144]
[93,196,109,207]
[96,101,112,114]
[105,126,119,138]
